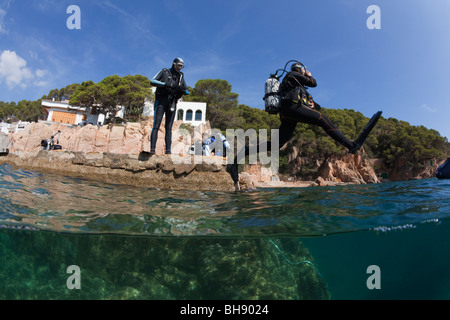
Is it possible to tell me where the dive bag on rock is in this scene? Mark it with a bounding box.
[263,74,282,114]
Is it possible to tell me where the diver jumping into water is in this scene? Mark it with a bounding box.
[279,62,381,154]
[229,60,382,189]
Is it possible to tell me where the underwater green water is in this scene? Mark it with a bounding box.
[1,163,449,300]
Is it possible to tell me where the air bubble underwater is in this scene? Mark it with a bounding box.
[0,224,40,232]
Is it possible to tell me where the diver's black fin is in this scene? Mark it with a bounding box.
[350,111,382,154]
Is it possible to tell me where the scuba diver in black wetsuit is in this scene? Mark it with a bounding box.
[229,61,382,190]
[279,62,369,154]
[149,58,190,155]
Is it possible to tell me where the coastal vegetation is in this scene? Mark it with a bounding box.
[184,79,449,175]
[0,100,44,122]
[69,75,154,123]
[1,76,449,176]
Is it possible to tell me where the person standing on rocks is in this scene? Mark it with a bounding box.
[149,58,190,155]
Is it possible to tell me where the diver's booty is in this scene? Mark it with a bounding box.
[349,111,382,154]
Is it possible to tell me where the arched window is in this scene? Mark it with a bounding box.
[195,110,202,121]
[186,110,193,121]
[177,109,184,121]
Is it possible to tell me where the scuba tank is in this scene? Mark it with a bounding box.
[263,74,282,114]
[263,59,304,115]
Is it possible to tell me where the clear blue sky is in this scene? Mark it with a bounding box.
[1,0,450,139]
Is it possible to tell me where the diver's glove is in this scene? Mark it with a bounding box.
[174,85,190,95]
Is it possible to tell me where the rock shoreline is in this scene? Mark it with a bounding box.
[1,150,236,192]
[0,121,385,191]
[1,148,376,192]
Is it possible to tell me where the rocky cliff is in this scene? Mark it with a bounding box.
[317,154,379,184]
[239,153,380,189]
[3,150,235,192]
[383,156,441,181]
[8,120,205,155]
[2,121,237,192]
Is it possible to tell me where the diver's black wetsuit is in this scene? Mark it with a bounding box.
[278,71,355,151]
[150,67,188,154]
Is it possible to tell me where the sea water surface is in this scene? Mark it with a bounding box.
[1,162,449,300]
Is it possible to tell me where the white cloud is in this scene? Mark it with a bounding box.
[0,50,48,89]
[33,0,63,12]
[33,80,48,87]
[0,8,7,34]
[99,1,161,45]
[0,0,12,35]
[421,104,437,113]
[34,69,49,87]
[33,69,48,87]
[35,69,48,78]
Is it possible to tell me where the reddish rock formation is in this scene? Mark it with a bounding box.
[241,153,380,188]
[317,154,379,184]
[387,156,440,181]
[3,121,239,192]
[8,120,210,156]
[2,150,235,192]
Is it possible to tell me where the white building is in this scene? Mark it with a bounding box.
[0,122,10,134]
[140,97,207,127]
[41,99,105,126]
[143,87,207,126]
[176,101,207,127]
[41,97,207,127]
[0,121,30,134]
